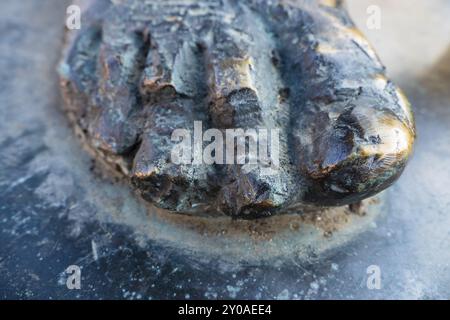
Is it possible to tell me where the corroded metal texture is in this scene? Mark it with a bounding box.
[59,0,415,218]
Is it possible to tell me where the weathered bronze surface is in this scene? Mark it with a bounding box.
[59,0,415,218]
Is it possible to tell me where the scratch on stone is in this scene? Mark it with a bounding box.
[91,240,99,261]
